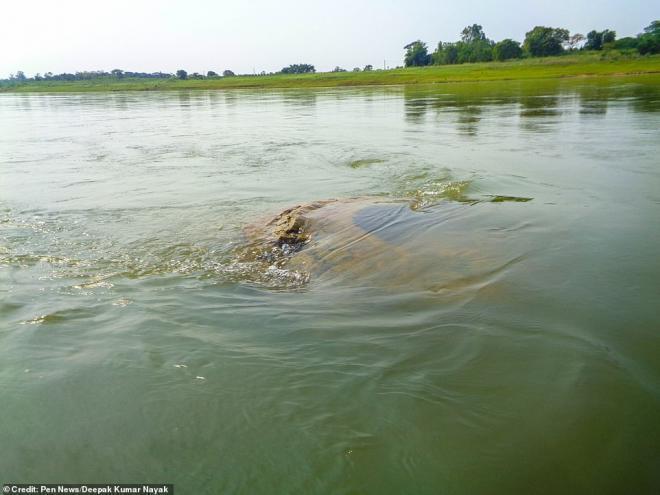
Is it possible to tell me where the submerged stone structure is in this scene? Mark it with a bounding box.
[231,194,528,291]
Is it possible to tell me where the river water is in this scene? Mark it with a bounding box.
[1,77,659,494]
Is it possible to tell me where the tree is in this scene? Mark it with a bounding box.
[602,30,616,44]
[404,40,431,67]
[280,64,315,74]
[207,71,218,77]
[363,64,373,71]
[461,24,486,43]
[523,26,569,56]
[493,39,523,61]
[353,67,361,72]
[432,42,459,65]
[613,37,639,50]
[223,70,236,77]
[644,20,660,35]
[456,39,494,63]
[585,30,603,50]
[176,69,187,80]
[11,71,27,82]
[566,33,585,50]
[638,21,660,54]
[638,35,660,54]
[332,66,347,72]
[445,44,459,64]
[431,26,495,65]
[431,42,442,64]
[585,30,616,50]
[639,36,660,54]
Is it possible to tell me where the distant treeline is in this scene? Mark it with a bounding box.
[3,68,242,83]
[404,20,660,67]
[1,64,326,84]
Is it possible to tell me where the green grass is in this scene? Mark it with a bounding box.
[3,52,660,93]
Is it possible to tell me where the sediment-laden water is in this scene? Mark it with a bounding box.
[1,77,659,494]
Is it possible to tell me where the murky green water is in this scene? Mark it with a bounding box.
[1,77,660,494]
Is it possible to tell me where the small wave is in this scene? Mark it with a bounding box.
[19,307,96,325]
[221,260,310,288]
[408,179,473,209]
[349,158,386,169]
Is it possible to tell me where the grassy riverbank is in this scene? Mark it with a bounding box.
[3,52,660,92]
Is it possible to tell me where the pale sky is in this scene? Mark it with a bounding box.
[1,0,658,77]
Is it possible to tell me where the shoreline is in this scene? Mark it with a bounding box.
[2,53,660,93]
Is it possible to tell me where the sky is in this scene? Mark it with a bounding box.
[1,0,658,77]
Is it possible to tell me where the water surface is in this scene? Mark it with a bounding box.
[1,77,660,494]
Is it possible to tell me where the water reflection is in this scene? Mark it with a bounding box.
[578,86,612,116]
[403,95,430,124]
[455,104,482,136]
[399,78,660,138]
[519,95,561,118]
[402,90,490,135]
[629,83,660,112]
[176,90,192,109]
